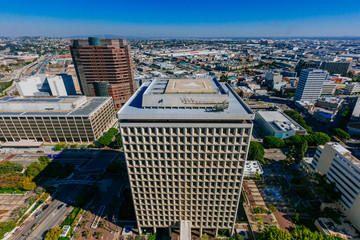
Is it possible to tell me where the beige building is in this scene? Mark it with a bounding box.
[118,78,254,237]
[0,96,116,145]
[310,142,360,231]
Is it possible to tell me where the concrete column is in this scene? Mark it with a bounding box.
[153,227,157,234]
[138,226,142,235]
[168,227,172,237]
[231,226,235,238]
[215,228,218,237]
[199,228,203,237]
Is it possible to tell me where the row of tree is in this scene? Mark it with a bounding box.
[257,226,345,240]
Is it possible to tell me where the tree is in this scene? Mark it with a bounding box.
[263,136,285,148]
[295,140,308,163]
[72,230,81,239]
[98,221,105,228]
[307,132,330,146]
[97,135,112,147]
[285,135,305,147]
[268,205,278,213]
[83,230,92,239]
[331,128,350,141]
[115,134,122,148]
[253,206,267,214]
[45,227,63,240]
[147,233,156,240]
[0,161,23,176]
[284,110,312,132]
[293,212,299,223]
[220,75,229,83]
[199,233,210,240]
[248,141,265,163]
[286,145,296,161]
[38,156,51,166]
[55,142,66,150]
[257,226,292,240]
[94,231,104,239]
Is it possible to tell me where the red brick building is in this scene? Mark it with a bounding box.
[70,37,135,109]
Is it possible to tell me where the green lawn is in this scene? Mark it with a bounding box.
[0,188,26,194]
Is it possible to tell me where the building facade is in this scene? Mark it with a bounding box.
[0,96,116,144]
[70,37,136,109]
[294,69,328,102]
[310,142,360,231]
[320,61,352,76]
[118,78,254,237]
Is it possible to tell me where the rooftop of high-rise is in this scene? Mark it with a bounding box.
[117,78,254,120]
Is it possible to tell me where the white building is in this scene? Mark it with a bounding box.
[16,74,76,97]
[255,111,307,139]
[344,83,360,95]
[294,69,328,102]
[310,142,360,231]
[244,161,264,177]
[321,81,337,95]
[118,78,254,237]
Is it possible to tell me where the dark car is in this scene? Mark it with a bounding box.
[35,211,42,218]
[42,204,49,210]
[31,223,38,231]
[57,204,64,210]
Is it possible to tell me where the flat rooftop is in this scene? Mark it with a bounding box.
[118,78,254,121]
[165,79,216,94]
[256,111,306,132]
[0,96,111,117]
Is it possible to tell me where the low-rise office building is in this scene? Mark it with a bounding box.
[16,74,77,97]
[255,110,307,139]
[0,96,116,145]
[310,142,360,231]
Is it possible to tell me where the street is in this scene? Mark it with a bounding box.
[13,184,83,240]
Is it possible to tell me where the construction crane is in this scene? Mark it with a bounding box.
[244,63,255,75]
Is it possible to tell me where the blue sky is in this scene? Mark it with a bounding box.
[1,0,360,37]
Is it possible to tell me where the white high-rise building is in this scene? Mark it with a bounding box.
[294,69,328,101]
[310,142,360,231]
[117,78,254,237]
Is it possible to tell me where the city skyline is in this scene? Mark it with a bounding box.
[1,0,360,37]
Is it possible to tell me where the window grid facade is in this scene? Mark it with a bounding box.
[120,123,252,232]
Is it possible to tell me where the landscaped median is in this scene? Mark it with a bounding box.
[57,207,84,240]
[1,192,50,239]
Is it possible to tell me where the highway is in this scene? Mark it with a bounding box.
[14,184,83,240]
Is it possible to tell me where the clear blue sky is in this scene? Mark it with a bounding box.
[1,0,360,37]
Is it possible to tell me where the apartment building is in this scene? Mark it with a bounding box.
[310,142,360,231]
[70,37,136,109]
[294,69,328,102]
[117,78,254,237]
[0,96,116,145]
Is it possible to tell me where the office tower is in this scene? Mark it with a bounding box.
[320,61,352,76]
[310,142,360,231]
[0,96,116,145]
[294,69,328,102]
[118,78,254,237]
[70,37,135,109]
[295,60,321,75]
